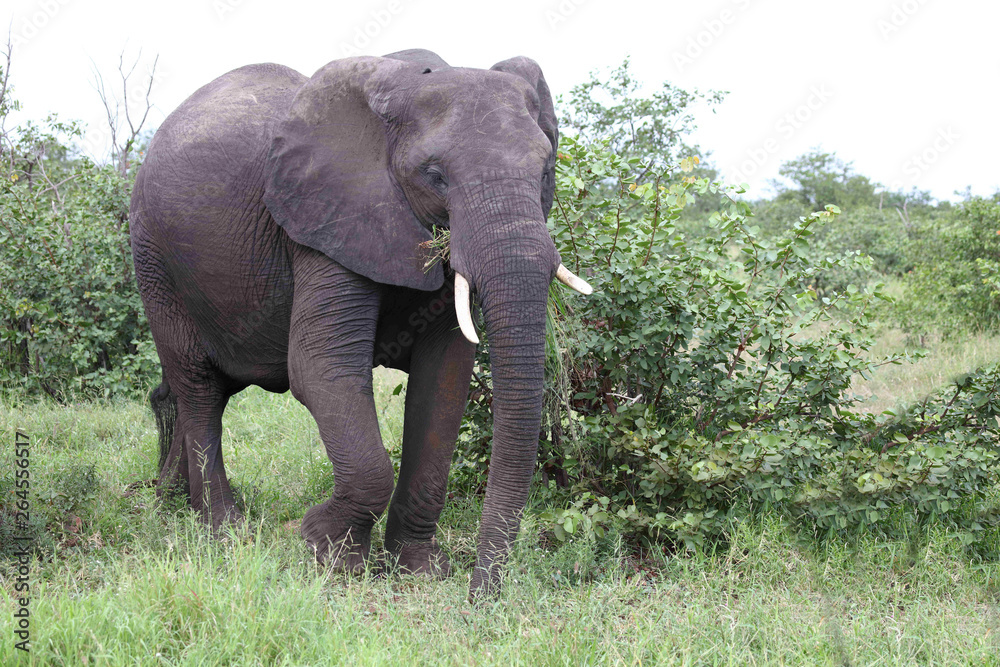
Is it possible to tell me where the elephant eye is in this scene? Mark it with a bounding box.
[423,164,448,193]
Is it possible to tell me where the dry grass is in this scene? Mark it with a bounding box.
[852,328,1000,414]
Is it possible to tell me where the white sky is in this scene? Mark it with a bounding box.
[5,0,998,201]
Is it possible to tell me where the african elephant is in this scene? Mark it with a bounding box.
[129,48,591,599]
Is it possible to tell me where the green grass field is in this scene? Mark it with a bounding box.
[2,345,1000,665]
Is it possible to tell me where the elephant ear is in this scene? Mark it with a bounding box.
[490,57,559,218]
[264,56,443,291]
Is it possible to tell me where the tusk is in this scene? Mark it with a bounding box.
[454,273,480,345]
[555,264,594,295]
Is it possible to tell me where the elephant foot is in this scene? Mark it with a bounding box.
[156,477,244,534]
[385,538,452,579]
[206,503,245,534]
[190,485,244,533]
[155,470,191,505]
[302,501,371,574]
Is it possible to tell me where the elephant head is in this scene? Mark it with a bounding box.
[262,52,591,596]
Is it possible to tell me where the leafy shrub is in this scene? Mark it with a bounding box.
[558,56,723,180]
[980,257,1000,306]
[0,118,158,399]
[457,137,1000,551]
[894,196,1000,334]
[751,197,927,302]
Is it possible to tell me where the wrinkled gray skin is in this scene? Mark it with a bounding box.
[130,49,563,599]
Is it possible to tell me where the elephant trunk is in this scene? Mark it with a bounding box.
[448,172,559,598]
[471,274,550,597]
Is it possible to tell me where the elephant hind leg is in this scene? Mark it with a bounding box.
[157,433,190,508]
[152,367,242,529]
[135,232,243,530]
[173,378,242,530]
[154,379,190,503]
[150,378,178,476]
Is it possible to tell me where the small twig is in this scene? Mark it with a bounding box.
[37,235,59,265]
[32,161,75,211]
[93,50,158,174]
[880,382,969,452]
[0,34,14,163]
[554,193,581,272]
[714,376,795,442]
[607,392,643,406]
[607,179,624,267]
[470,368,492,404]
[600,373,619,415]
[725,325,757,380]
[418,227,451,273]
[754,359,775,409]
[642,173,662,267]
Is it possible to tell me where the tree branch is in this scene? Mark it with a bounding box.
[93,50,158,176]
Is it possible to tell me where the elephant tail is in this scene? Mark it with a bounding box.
[149,379,177,472]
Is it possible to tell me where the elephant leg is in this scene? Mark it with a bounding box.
[289,249,393,573]
[156,396,190,502]
[174,385,241,529]
[139,254,242,528]
[384,322,475,577]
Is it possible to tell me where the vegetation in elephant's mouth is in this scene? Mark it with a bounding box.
[420,226,451,274]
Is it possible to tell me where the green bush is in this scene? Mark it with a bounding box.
[457,137,1000,551]
[0,118,158,399]
[895,196,1000,334]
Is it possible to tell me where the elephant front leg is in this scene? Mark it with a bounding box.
[384,324,475,577]
[298,384,395,572]
[289,251,393,573]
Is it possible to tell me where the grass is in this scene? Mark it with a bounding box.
[852,328,1000,414]
[2,356,999,665]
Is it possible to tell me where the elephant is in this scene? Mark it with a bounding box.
[129,48,592,599]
